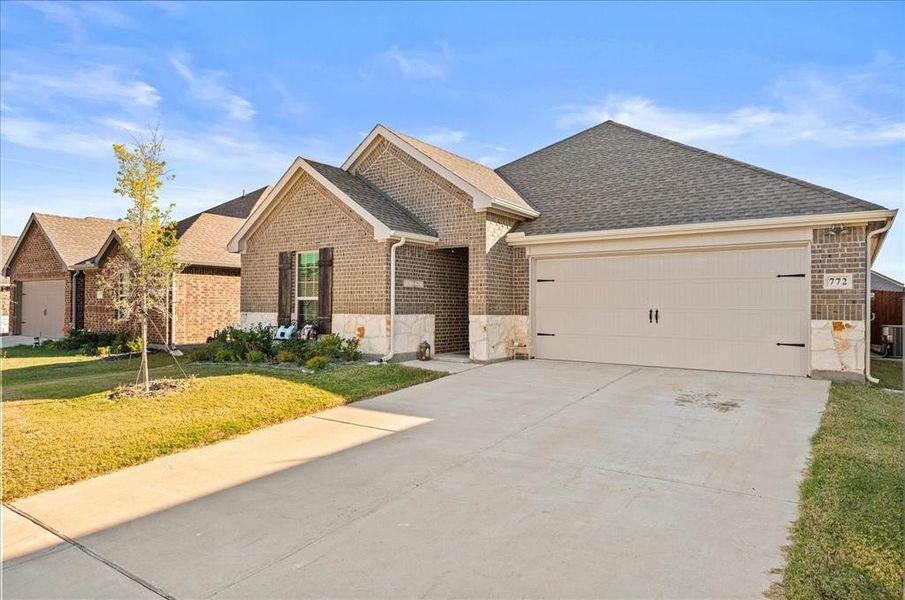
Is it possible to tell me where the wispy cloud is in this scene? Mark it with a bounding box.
[21,1,130,34]
[416,127,468,145]
[171,52,255,121]
[379,45,450,79]
[2,67,160,109]
[555,70,905,148]
[269,77,309,120]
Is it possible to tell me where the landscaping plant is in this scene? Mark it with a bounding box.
[100,128,182,391]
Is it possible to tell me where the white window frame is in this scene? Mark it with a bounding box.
[116,271,130,320]
[294,250,319,325]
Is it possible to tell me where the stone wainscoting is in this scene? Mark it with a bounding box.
[332,314,434,358]
[810,319,865,380]
[469,315,529,361]
[240,312,278,328]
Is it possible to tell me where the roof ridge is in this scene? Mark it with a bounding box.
[34,212,120,223]
[603,121,880,211]
[496,121,616,172]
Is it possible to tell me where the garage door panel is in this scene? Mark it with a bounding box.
[21,279,66,338]
[532,247,808,376]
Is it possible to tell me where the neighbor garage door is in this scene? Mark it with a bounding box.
[21,279,66,338]
[532,246,809,376]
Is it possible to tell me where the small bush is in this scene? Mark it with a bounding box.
[246,349,268,363]
[126,337,143,353]
[305,334,343,360]
[96,346,111,357]
[211,325,273,360]
[340,336,361,361]
[80,343,98,356]
[186,347,212,362]
[276,336,308,361]
[275,350,297,363]
[214,348,234,363]
[110,331,141,354]
[306,355,330,370]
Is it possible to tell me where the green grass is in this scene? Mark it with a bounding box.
[2,347,443,501]
[775,383,903,599]
[870,358,902,391]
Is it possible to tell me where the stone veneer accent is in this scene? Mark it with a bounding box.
[810,319,865,378]
[469,315,529,361]
[332,313,433,357]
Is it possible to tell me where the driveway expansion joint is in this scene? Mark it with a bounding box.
[3,503,175,600]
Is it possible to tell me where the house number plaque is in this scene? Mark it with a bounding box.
[823,274,853,290]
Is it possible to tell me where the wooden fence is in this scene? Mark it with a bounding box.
[871,290,903,345]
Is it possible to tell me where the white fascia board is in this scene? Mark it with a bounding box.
[506,209,898,247]
[383,230,439,245]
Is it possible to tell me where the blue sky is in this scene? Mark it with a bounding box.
[2,1,903,277]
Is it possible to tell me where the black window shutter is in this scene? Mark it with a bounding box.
[74,272,85,330]
[277,251,293,326]
[317,247,333,334]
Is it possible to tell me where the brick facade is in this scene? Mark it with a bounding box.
[173,266,241,344]
[810,225,867,321]
[353,138,524,317]
[241,171,391,318]
[396,245,469,353]
[6,222,72,334]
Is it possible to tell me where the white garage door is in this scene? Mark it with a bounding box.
[21,279,66,338]
[533,246,809,376]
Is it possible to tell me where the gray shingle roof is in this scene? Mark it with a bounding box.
[33,214,121,267]
[872,270,904,292]
[497,121,887,236]
[1,235,18,286]
[307,160,437,238]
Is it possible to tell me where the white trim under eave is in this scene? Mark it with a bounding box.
[227,157,439,253]
[506,209,898,246]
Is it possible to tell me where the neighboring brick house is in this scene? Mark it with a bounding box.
[230,121,896,380]
[1,235,19,334]
[4,188,268,345]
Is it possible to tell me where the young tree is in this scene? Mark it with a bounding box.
[102,129,181,390]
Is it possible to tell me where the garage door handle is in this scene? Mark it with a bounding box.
[649,309,653,323]
[536,332,555,336]
[776,343,805,347]
[655,309,659,324]
[776,273,806,278]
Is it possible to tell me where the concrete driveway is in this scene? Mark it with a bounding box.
[3,360,829,599]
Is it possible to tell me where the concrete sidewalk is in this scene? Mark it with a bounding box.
[3,360,829,599]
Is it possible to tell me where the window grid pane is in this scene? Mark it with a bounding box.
[296,252,320,302]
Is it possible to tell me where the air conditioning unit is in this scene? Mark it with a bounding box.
[881,325,903,359]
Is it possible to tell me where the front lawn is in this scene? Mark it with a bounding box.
[2,347,442,501]
[871,358,902,391]
[774,383,903,599]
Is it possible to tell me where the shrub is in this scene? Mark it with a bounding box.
[246,349,268,363]
[275,350,297,363]
[186,347,212,362]
[211,325,273,360]
[305,334,343,360]
[339,336,361,361]
[306,355,330,370]
[96,346,111,357]
[80,343,98,356]
[110,331,141,354]
[276,336,308,361]
[214,348,234,363]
